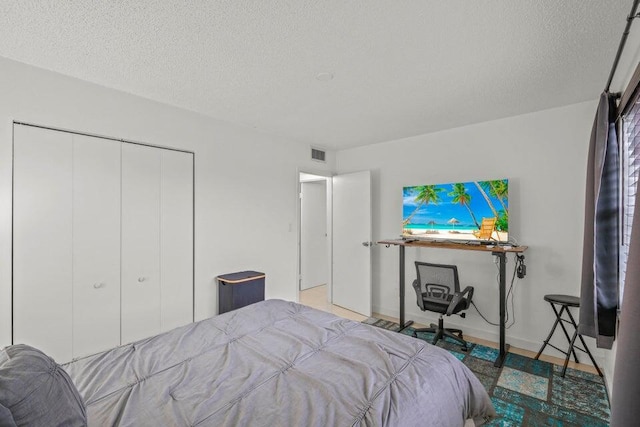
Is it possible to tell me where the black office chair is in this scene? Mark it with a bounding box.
[411,262,474,351]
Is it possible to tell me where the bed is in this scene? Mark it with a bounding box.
[2,299,496,426]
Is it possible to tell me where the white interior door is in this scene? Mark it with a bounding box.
[72,134,121,358]
[13,125,74,362]
[121,143,161,344]
[332,170,372,316]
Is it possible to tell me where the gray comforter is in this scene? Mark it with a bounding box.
[64,300,495,426]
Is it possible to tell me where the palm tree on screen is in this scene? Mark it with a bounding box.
[403,185,443,225]
[449,183,480,228]
[485,180,509,218]
[474,182,499,218]
[477,180,509,231]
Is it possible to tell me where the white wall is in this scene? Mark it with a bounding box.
[336,101,604,364]
[300,180,329,290]
[0,57,334,348]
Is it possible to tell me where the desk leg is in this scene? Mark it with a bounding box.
[493,252,510,367]
[398,245,413,332]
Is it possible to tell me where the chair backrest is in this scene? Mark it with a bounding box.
[474,217,497,240]
[413,262,460,310]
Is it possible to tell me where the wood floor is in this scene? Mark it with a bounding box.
[299,285,599,375]
[299,284,369,322]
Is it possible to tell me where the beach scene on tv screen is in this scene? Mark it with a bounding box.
[402,179,508,242]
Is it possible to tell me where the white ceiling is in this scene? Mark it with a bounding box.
[0,1,633,150]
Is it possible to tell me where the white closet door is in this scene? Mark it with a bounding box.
[121,144,161,344]
[160,150,194,332]
[13,125,73,362]
[72,135,121,358]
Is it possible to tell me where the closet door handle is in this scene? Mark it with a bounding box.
[138,277,146,283]
[93,282,106,289]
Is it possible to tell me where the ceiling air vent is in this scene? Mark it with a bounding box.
[311,147,326,162]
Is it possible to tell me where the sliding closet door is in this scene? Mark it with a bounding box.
[14,125,193,356]
[13,125,73,362]
[72,135,121,358]
[160,150,194,332]
[121,144,161,344]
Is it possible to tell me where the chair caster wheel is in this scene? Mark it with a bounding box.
[412,331,417,338]
[461,347,468,352]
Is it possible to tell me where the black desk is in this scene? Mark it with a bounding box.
[378,239,527,368]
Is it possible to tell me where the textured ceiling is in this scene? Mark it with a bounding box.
[0,1,633,150]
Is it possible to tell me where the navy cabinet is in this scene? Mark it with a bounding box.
[217,271,265,314]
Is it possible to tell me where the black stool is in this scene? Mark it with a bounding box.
[534,294,603,377]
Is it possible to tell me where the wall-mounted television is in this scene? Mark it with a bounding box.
[402,179,508,243]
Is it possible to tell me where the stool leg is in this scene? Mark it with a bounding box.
[561,329,579,377]
[535,303,563,359]
[576,333,604,377]
[564,307,582,363]
[555,305,580,363]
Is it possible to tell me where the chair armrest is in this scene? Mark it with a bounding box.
[446,286,474,316]
[412,279,425,311]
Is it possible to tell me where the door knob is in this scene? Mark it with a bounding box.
[362,241,374,247]
[93,282,105,289]
[138,277,146,283]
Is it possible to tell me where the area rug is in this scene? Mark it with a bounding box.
[362,318,611,426]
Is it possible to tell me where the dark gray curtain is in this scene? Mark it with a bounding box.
[611,177,640,427]
[579,92,619,349]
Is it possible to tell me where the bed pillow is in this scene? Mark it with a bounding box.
[0,344,86,427]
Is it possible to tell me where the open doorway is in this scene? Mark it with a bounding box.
[298,172,330,302]
[297,171,370,322]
